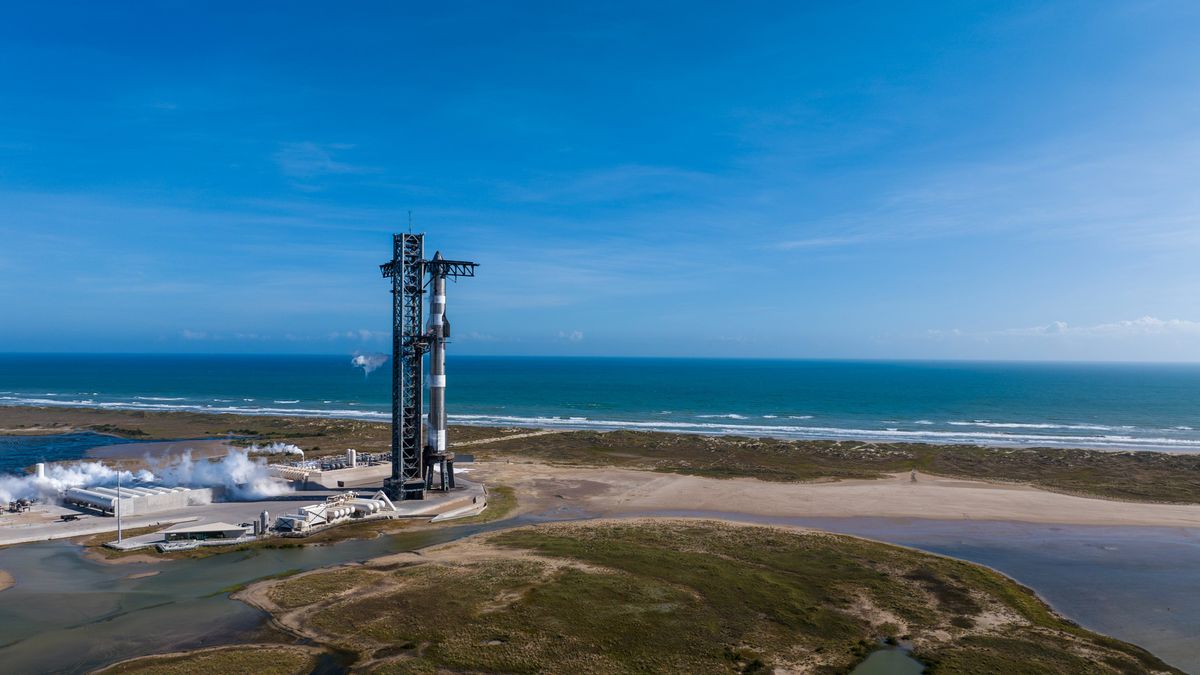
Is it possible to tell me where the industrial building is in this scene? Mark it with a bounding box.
[163,521,249,541]
[63,484,212,516]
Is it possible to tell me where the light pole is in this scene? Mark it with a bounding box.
[116,466,123,544]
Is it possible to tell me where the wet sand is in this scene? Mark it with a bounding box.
[0,570,12,592]
[472,461,1200,527]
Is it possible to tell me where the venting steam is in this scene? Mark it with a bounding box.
[0,448,289,503]
[241,441,305,457]
[352,352,388,376]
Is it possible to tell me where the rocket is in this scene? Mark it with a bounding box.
[426,251,453,489]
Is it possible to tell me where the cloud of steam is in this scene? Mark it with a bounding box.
[149,449,289,499]
[0,462,151,504]
[0,448,290,503]
[352,351,388,376]
[241,442,305,457]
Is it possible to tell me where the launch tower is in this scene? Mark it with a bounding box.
[379,233,477,500]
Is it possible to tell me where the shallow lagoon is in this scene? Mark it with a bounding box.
[642,511,1200,673]
[0,512,1196,673]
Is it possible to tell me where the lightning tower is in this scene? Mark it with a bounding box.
[380,233,478,500]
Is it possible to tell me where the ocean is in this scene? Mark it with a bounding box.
[1,354,1199,452]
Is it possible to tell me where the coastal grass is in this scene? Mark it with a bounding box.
[97,644,319,675]
[249,520,1177,674]
[8,406,1199,503]
[471,429,1200,503]
[0,405,521,456]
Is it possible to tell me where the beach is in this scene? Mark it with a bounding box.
[470,461,1200,527]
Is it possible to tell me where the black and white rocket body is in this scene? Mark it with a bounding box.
[425,252,454,490]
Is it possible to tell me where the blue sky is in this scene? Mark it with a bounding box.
[2,1,1199,360]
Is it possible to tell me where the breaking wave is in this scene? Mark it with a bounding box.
[4,393,1200,453]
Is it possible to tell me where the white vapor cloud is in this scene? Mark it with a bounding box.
[351,351,388,376]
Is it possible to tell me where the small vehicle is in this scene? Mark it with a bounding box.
[60,514,82,522]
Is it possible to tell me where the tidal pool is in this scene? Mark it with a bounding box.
[850,646,924,675]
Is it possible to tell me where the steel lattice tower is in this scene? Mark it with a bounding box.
[380,232,477,500]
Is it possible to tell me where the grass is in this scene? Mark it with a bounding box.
[0,405,527,456]
[97,644,318,675]
[448,483,517,524]
[9,406,1199,502]
[470,429,1200,503]
[251,520,1179,674]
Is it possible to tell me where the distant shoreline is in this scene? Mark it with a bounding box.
[2,400,1199,455]
[3,404,1200,506]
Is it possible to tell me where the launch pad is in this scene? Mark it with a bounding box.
[380,233,478,500]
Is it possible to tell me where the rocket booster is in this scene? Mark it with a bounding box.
[428,252,448,454]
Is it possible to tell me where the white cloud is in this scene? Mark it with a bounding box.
[557,329,584,342]
[329,329,386,341]
[932,316,1200,341]
[1003,316,1200,338]
[181,329,208,340]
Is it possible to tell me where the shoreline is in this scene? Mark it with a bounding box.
[4,404,1200,507]
[2,401,1199,456]
[4,400,1200,454]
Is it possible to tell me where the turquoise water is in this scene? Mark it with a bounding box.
[2,354,1200,451]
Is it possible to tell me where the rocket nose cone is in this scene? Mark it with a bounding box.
[432,251,444,260]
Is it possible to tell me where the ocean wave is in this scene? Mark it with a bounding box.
[274,400,300,404]
[443,413,1200,450]
[948,420,1120,431]
[3,395,1199,452]
[0,395,391,421]
[134,396,186,401]
[697,414,749,419]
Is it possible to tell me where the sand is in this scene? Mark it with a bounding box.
[0,570,13,592]
[472,461,1200,528]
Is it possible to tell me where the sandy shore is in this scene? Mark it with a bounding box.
[473,460,1200,528]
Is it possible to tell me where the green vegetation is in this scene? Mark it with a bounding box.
[471,429,1200,503]
[0,405,523,456]
[249,520,1178,674]
[97,645,319,675]
[450,484,516,524]
[8,406,1199,502]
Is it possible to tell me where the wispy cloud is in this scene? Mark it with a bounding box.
[1001,316,1200,338]
[930,316,1200,341]
[273,142,373,179]
[329,329,387,341]
[774,234,873,250]
[497,164,714,204]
